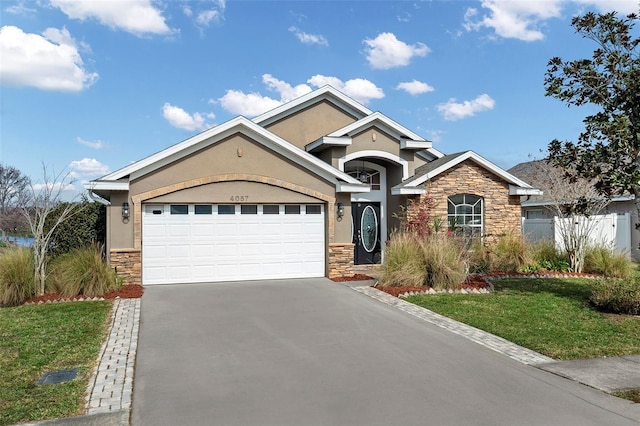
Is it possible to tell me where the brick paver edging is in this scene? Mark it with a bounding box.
[352,285,554,366]
[85,298,140,414]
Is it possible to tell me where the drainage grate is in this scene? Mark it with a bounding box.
[38,368,78,385]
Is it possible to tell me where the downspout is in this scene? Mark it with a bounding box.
[87,191,110,206]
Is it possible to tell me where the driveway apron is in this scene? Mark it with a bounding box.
[131,278,639,426]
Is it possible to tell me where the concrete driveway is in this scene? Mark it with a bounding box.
[131,278,639,425]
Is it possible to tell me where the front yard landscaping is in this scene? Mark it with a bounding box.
[405,277,640,360]
[0,301,112,426]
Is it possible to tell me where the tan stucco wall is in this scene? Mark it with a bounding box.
[107,134,339,252]
[264,100,357,149]
[425,160,522,237]
[147,181,321,204]
[334,192,353,244]
[108,191,134,250]
[130,134,334,197]
[386,165,406,235]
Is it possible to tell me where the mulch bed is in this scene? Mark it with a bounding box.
[374,274,490,297]
[24,285,144,305]
[373,271,602,298]
[330,274,375,282]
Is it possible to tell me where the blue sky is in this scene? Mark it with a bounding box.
[1,0,638,196]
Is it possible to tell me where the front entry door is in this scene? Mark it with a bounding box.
[352,202,381,265]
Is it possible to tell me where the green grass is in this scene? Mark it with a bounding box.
[0,301,112,425]
[406,278,640,360]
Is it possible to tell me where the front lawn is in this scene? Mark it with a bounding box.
[0,301,112,426]
[406,278,640,360]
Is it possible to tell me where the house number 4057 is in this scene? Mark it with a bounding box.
[229,195,248,202]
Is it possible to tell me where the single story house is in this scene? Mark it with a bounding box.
[86,86,540,285]
[508,160,640,260]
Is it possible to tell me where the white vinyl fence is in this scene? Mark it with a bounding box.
[522,213,631,256]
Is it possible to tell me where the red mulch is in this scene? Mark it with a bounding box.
[331,274,375,282]
[24,285,144,304]
[375,274,490,297]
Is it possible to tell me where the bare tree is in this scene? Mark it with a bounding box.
[22,165,80,295]
[0,164,30,234]
[529,159,610,272]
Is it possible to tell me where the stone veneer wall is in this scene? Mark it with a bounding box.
[110,249,141,286]
[420,160,522,239]
[328,243,355,278]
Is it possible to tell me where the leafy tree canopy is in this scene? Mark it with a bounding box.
[545,12,640,200]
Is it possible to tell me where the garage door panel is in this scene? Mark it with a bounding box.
[143,203,325,284]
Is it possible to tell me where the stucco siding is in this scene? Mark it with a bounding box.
[147,181,321,204]
[264,101,357,149]
[108,191,134,250]
[130,134,334,197]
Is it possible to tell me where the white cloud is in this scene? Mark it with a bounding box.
[218,74,312,117]
[32,182,76,192]
[0,25,98,91]
[464,0,563,41]
[187,0,225,28]
[77,137,106,150]
[263,74,313,102]
[307,75,384,105]
[217,74,385,117]
[4,2,36,15]
[196,9,221,26]
[69,158,110,178]
[288,26,328,46]
[50,0,173,36]
[572,0,639,14]
[437,94,495,121]
[162,103,215,131]
[218,90,283,117]
[396,80,435,95]
[363,32,429,70]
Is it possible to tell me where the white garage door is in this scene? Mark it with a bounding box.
[142,203,325,285]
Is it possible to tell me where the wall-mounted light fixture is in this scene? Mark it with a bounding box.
[122,202,130,220]
[337,202,344,219]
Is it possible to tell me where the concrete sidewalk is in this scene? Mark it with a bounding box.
[352,283,640,395]
[538,355,640,393]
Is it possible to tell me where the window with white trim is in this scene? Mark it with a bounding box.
[447,194,483,237]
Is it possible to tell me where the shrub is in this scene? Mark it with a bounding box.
[423,233,469,290]
[46,198,106,256]
[590,277,640,315]
[49,244,120,297]
[379,232,427,287]
[530,240,571,272]
[583,245,635,278]
[0,247,34,306]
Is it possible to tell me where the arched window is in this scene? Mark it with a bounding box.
[447,194,483,237]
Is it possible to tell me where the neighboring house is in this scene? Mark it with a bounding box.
[508,160,639,260]
[86,86,540,286]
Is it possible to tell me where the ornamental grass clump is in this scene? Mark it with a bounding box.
[488,232,532,273]
[583,245,635,278]
[0,247,35,306]
[49,244,120,297]
[423,233,469,290]
[590,277,640,315]
[379,231,427,287]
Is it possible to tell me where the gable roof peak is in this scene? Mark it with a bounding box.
[252,85,373,127]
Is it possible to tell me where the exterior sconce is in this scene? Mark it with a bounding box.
[337,202,344,219]
[122,202,130,220]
